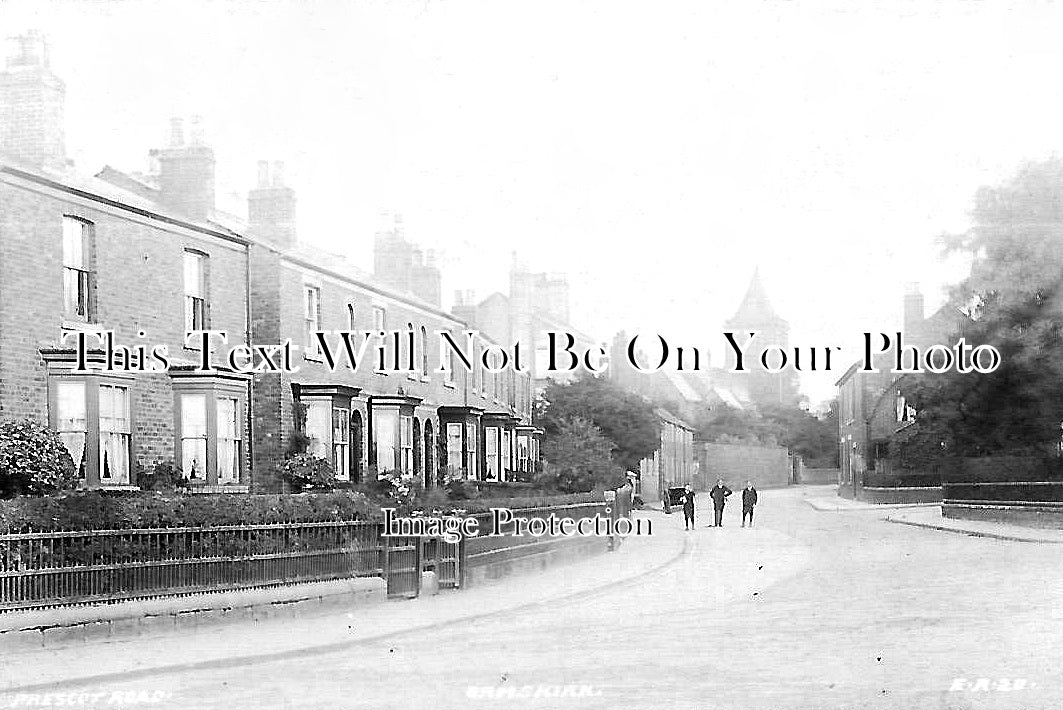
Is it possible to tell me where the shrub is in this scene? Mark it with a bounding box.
[136,461,186,492]
[0,489,378,532]
[444,479,481,500]
[281,454,335,492]
[0,419,78,498]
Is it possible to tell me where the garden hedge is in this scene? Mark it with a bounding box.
[0,489,606,533]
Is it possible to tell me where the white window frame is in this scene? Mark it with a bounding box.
[184,250,208,335]
[180,393,209,481]
[465,423,477,480]
[400,415,414,478]
[98,383,131,484]
[304,285,322,354]
[216,396,241,484]
[446,422,463,478]
[62,217,93,323]
[485,426,499,480]
[332,406,350,481]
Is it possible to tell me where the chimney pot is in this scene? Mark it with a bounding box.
[271,160,285,187]
[188,115,205,146]
[256,161,270,188]
[169,118,185,147]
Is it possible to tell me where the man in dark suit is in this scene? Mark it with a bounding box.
[741,480,758,527]
[709,479,732,527]
[682,484,695,531]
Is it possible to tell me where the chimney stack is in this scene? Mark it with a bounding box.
[903,282,925,343]
[0,31,67,170]
[157,116,215,220]
[248,160,297,249]
[452,289,477,326]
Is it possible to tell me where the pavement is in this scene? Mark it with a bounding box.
[885,505,1063,544]
[803,494,938,512]
[8,487,1063,709]
[0,510,686,693]
[801,484,1063,543]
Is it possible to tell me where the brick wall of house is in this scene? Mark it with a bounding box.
[0,172,249,474]
[248,245,533,490]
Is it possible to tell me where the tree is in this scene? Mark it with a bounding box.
[694,405,775,445]
[0,419,78,498]
[536,417,627,493]
[536,374,660,470]
[694,403,839,466]
[905,158,1063,458]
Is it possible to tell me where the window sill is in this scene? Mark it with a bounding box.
[184,484,250,494]
[61,320,103,333]
[443,381,456,389]
[303,352,324,363]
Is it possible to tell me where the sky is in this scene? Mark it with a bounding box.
[2,0,1062,403]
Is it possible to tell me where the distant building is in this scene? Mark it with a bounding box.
[607,326,755,428]
[836,284,966,497]
[451,258,600,393]
[636,408,696,503]
[723,268,799,408]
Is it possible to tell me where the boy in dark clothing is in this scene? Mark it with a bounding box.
[709,479,732,527]
[741,481,758,527]
[682,484,695,531]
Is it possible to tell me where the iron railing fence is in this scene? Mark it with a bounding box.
[0,495,632,611]
[0,521,383,612]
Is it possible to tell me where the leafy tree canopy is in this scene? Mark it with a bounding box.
[535,374,660,470]
[904,158,1063,458]
[536,416,627,493]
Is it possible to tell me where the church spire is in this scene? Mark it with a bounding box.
[726,268,784,327]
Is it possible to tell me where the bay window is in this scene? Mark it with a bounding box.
[172,370,249,487]
[296,386,360,482]
[369,395,421,481]
[48,372,132,487]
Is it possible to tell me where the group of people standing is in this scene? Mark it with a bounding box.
[681,479,758,530]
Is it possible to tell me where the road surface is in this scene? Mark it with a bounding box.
[8,487,1063,710]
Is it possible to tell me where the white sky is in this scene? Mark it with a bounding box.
[3,0,1062,404]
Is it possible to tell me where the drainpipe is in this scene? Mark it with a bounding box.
[244,245,254,489]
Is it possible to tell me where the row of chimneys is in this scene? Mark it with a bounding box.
[0,31,443,306]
